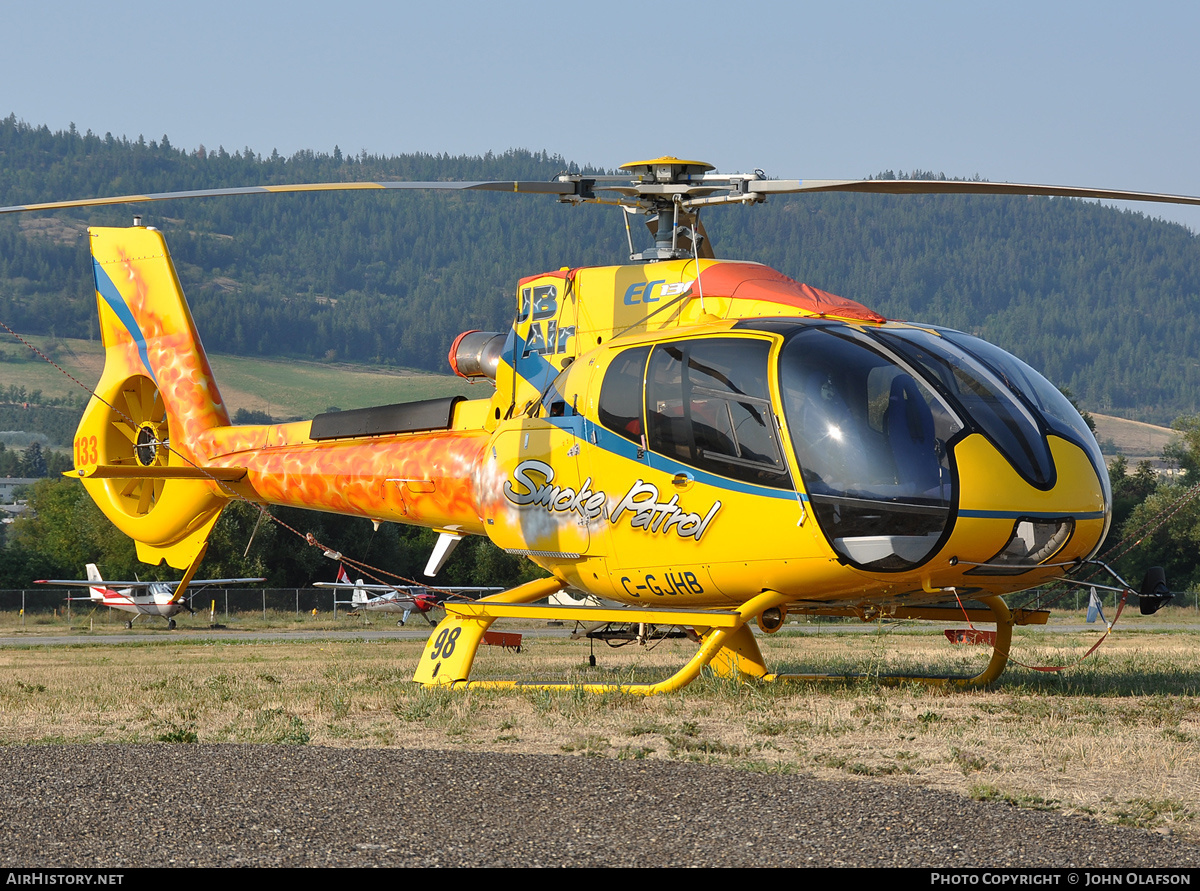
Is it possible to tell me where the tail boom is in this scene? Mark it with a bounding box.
[204,425,490,533]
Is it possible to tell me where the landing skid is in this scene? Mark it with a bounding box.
[412,584,1044,693]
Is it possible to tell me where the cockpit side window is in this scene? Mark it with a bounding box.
[598,346,651,443]
[645,338,791,488]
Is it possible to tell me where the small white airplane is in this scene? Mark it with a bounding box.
[36,564,266,629]
[550,588,698,647]
[315,567,501,626]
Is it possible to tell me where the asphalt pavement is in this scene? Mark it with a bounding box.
[1,745,1196,868]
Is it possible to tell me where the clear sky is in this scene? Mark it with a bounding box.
[5,0,1199,228]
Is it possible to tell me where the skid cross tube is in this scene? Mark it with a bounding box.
[416,588,790,694]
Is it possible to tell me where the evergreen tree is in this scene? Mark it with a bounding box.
[18,442,47,477]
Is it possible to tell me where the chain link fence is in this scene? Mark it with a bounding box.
[3,586,1198,627]
[1002,586,1199,613]
[0,588,349,621]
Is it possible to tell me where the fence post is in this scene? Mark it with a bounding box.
[262,588,266,621]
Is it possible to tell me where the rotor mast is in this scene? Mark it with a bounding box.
[616,157,718,261]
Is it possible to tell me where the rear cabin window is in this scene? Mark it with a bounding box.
[598,346,650,442]
[644,338,791,488]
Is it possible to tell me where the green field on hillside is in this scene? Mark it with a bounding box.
[206,354,484,419]
[0,334,486,426]
[0,334,103,403]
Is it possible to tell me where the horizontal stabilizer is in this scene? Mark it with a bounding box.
[69,465,248,481]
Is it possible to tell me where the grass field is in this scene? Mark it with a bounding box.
[1092,412,1177,465]
[0,335,104,403]
[1,620,1198,839]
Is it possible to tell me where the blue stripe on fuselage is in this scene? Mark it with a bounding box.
[543,417,1106,525]
[507,328,558,397]
[543,414,800,501]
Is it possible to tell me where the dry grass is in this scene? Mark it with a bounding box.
[1,625,1198,838]
[1092,412,1175,464]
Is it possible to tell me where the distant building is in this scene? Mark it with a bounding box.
[0,502,28,523]
[0,478,40,504]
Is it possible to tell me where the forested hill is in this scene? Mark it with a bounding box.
[3,116,1200,424]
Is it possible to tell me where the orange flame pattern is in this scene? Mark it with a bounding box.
[206,427,490,533]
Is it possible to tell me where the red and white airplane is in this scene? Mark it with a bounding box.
[315,566,500,626]
[37,564,265,629]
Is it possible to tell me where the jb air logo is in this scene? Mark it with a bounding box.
[520,284,575,357]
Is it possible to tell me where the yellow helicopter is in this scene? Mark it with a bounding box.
[4,157,1197,692]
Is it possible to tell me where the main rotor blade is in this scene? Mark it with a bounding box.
[749,178,1200,207]
[0,180,578,214]
[9,173,1200,216]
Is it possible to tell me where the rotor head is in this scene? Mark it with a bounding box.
[617,157,716,183]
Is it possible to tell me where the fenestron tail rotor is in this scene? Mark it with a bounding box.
[106,375,169,517]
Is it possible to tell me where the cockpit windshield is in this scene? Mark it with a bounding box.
[778,327,962,571]
[936,329,1109,505]
[873,328,1058,489]
[776,321,1101,571]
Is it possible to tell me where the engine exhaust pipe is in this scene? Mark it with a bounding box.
[449,330,506,381]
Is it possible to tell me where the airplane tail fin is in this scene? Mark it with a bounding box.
[85,563,105,600]
[352,580,369,605]
[74,226,235,570]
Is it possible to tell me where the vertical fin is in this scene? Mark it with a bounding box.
[85,563,104,600]
[75,226,234,570]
